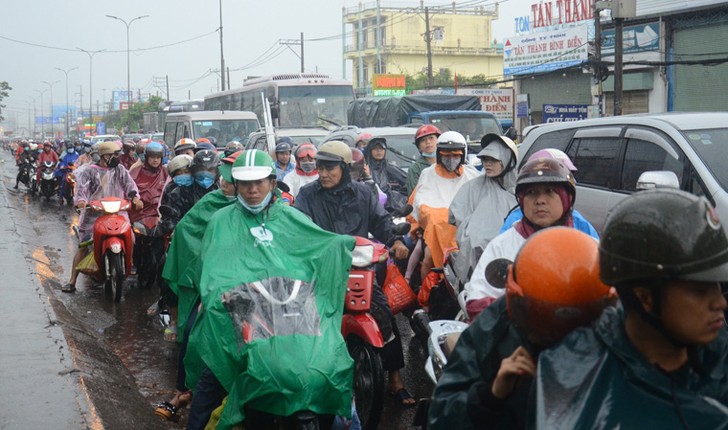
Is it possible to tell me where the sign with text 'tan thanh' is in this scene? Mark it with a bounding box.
[504,25,589,76]
[372,74,406,97]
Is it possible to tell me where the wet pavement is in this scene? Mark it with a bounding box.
[0,149,434,429]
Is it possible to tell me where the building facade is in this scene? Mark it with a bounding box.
[343,1,503,94]
[507,0,728,129]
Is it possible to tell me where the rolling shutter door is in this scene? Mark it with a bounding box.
[672,22,728,111]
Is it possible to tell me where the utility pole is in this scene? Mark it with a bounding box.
[425,7,434,87]
[280,37,304,73]
[592,4,603,117]
[219,0,226,91]
[613,17,623,116]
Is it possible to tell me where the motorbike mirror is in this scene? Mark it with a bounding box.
[485,258,512,290]
[395,204,413,218]
[393,222,411,236]
[127,190,137,199]
[159,205,179,219]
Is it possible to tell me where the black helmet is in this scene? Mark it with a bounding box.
[224,141,244,157]
[600,188,728,285]
[515,157,576,199]
[191,149,221,171]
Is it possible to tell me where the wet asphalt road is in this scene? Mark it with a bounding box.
[0,149,434,430]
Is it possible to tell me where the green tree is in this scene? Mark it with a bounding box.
[0,81,12,122]
[106,95,164,132]
[404,70,497,93]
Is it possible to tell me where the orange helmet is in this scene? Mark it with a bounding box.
[506,227,614,347]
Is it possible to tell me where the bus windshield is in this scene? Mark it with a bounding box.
[278,85,354,128]
[192,119,260,146]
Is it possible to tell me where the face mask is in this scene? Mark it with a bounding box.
[299,161,316,173]
[422,151,436,158]
[68,148,75,154]
[225,194,237,202]
[237,191,273,214]
[441,157,461,172]
[173,174,193,187]
[195,171,216,189]
[107,156,120,168]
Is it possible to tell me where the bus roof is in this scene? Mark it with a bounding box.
[164,110,258,121]
[204,73,353,100]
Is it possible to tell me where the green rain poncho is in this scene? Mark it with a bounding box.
[162,189,235,336]
[189,198,355,429]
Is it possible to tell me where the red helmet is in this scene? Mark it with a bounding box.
[294,142,317,160]
[506,227,614,347]
[415,124,441,146]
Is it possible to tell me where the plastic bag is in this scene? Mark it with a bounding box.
[75,250,98,275]
[417,270,441,309]
[382,263,416,314]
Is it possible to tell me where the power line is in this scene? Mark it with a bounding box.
[0,29,218,54]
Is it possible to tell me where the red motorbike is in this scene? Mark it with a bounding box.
[88,196,134,302]
[343,222,411,430]
[343,236,388,430]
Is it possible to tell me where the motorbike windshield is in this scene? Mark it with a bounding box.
[222,277,321,348]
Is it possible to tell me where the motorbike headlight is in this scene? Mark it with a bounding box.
[351,244,375,268]
[100,200,122,214]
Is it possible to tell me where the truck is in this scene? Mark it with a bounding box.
[347,95,505,142]
[143,112,159,133]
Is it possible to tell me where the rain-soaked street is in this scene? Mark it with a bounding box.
[0,148,434,430]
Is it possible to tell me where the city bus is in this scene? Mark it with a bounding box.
[204,73,355,128]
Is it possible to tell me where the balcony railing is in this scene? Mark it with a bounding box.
[344,43,501,56]
[343,1,497,17]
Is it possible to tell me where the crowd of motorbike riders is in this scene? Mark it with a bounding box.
[4,122,728,430]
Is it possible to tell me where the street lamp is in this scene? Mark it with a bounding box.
[55,66,78,138]
[27,96,37,137]
[77,48,106,132]
[41,80,60,139]
[34,88,48,139]
[106,14,149,116]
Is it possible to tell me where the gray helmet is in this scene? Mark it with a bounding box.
[167,154,193,176]
[600,188,728,285]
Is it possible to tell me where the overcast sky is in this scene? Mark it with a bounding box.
[1,0,531,123]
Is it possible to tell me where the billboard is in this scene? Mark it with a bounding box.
[542,104,589,122]
[372,74,406,97]
[504,25,589,76]
[112,90,134,111]
[456,88,514,124]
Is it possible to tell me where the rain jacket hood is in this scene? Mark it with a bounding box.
[449,173,517,281]
[129,163,169,224]
[536,306,728,429]
[189,200,355,429]
[364,141,408,213]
